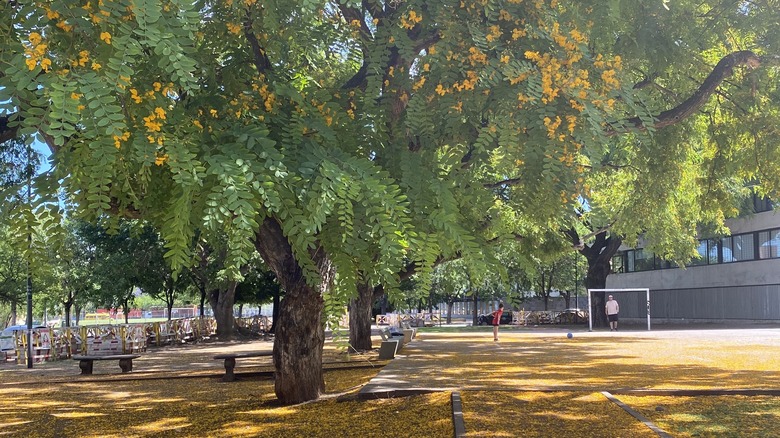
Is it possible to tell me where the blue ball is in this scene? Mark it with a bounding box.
[567,332,573,339]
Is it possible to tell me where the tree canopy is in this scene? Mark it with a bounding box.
[2,0,779,404]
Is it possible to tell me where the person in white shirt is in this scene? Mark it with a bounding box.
[605,295,619,331]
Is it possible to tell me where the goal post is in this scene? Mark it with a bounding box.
[587,288,651,331]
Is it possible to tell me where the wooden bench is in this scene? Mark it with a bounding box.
[73,354,141,375]
[214,351,272,382]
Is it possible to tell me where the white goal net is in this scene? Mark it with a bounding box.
[587,288,651,331]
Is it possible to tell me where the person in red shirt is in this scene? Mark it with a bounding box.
[492,303,504,341]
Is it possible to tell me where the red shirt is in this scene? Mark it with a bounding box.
[492,308,503,325]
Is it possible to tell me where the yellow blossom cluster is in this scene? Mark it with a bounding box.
[43,5,73,31]
[543,116,562,139]
[155,153,169,166]
[486,25,502,42]
[400,10,423,30]
[226,22,242,35]
[100,32,112,44]
[71,50,90,68]
[112,131,130,149]
[453,71,478,92]
[467,47,488,65]
[24,32,51,71]
[143,108,165,132]
[257,84,276,112]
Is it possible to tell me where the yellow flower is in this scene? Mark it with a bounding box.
[193,120,203,130]
[56,21,72,32]
[129,89,142,104]
[78,50,89,67]
[71,92,82,100]
[91,62,102,71]
[226,22,242,35]
[25,58,37,71]
[29,32,43,46]
[100,32,111,44]
[154,107,166,120]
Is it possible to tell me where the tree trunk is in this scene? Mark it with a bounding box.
[10,300,17,326]
[270,288,281,334]
[64,301,72,327]
[122,298,130,324]
[199,286,206,317]
[472,293,478,325]
[254,217,334,404]
[238,303,243,319]
[166,291,174,322]
[446,300,453,324]
[74,304,81,325]
[581,233,622,327]
[348,282,374,351]
[209,283,237,340]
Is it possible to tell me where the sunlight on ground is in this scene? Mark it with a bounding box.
[1,331,779,436]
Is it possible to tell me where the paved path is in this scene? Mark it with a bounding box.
[359,325,780,398]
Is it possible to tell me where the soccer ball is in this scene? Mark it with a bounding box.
[567,333,573,339]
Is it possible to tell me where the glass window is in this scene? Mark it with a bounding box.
[753,195,773,213]
[723,234,754,262]
[707,239,720,264]
[688,240,709,266]
[633,248,654,271]
[759,229,780,259]
[611,254,624,274]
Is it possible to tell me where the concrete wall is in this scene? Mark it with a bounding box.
[607,210,780,321]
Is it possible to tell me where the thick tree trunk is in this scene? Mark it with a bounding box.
[273,280,326,403]
[10,300,17,326]
[254,217,334,405]
[209,283,237,340]
[581,234,622,328]
[270,289,280,334]
[446,300,453,324]
[348,282,374,351]
[74,304,81,325]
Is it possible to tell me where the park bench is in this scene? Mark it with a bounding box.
[401,322,417,340]
[73,354,141,375]
[213,351,272,382]
[378,327,406,360]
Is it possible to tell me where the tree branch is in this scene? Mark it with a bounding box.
[483,177,521,189]
[0,114,17,145]
[607,50,762,136]
[243,11,271,75]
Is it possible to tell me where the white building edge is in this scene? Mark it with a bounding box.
[607,201,780,323]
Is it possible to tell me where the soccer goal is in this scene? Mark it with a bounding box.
[587,288,651,331]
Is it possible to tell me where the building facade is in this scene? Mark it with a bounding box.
[606,202,780,322]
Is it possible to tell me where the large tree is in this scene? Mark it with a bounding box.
[3,0,780,404]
